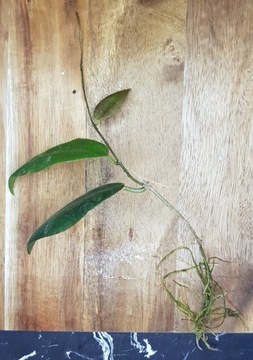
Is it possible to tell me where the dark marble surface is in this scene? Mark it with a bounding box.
[0,331,253,359]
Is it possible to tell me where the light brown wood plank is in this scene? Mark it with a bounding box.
[5,0,186,331]
[77,0,186,332]
[5,0,87,330]
[175,0,253,332]
[0,0,9,328]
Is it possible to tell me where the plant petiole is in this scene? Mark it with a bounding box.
[124,185,146,193]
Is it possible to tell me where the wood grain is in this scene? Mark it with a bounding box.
[4,0,87,330]
[4,0,252,335]
[81,0,186,332]
[176,0,253,332]
[0,0,9,328]
[4,0,186,331]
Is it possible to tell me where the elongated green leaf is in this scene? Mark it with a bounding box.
[94,89,131,122]
[27,182,124,254]
[9,139,109,195]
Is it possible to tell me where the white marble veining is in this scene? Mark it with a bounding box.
[130,332,157,358]
[93,332,114,360]
[18,351,37,360]
[214,333,226,341]
[66,350,93,359]
[143,339,157,358]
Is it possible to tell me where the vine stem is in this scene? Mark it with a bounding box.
[76,12,205,258]
[146,184,206,261]
[76,13,117,160]
[76,12,143,187]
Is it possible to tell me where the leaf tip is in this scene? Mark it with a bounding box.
[8,176,16,195]
[27,238,35,254]
[26,231,40,255]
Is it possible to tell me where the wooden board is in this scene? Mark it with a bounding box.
[3,0,186,331]
[177,0,253,332]
[2,0,252,333]
[0,0,8,328]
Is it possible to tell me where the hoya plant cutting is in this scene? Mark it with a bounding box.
[8,14,241,351]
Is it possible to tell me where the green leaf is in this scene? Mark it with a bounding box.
[94,89,131,122]
[27,182,124,254]
[8,139,109,195]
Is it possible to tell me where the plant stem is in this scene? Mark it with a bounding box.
[76,12,206,261]
[146,184,207,260]
[76,12,143,187]
[124,185,146,193]
[76,13,204,246]
[76,13,118,160]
